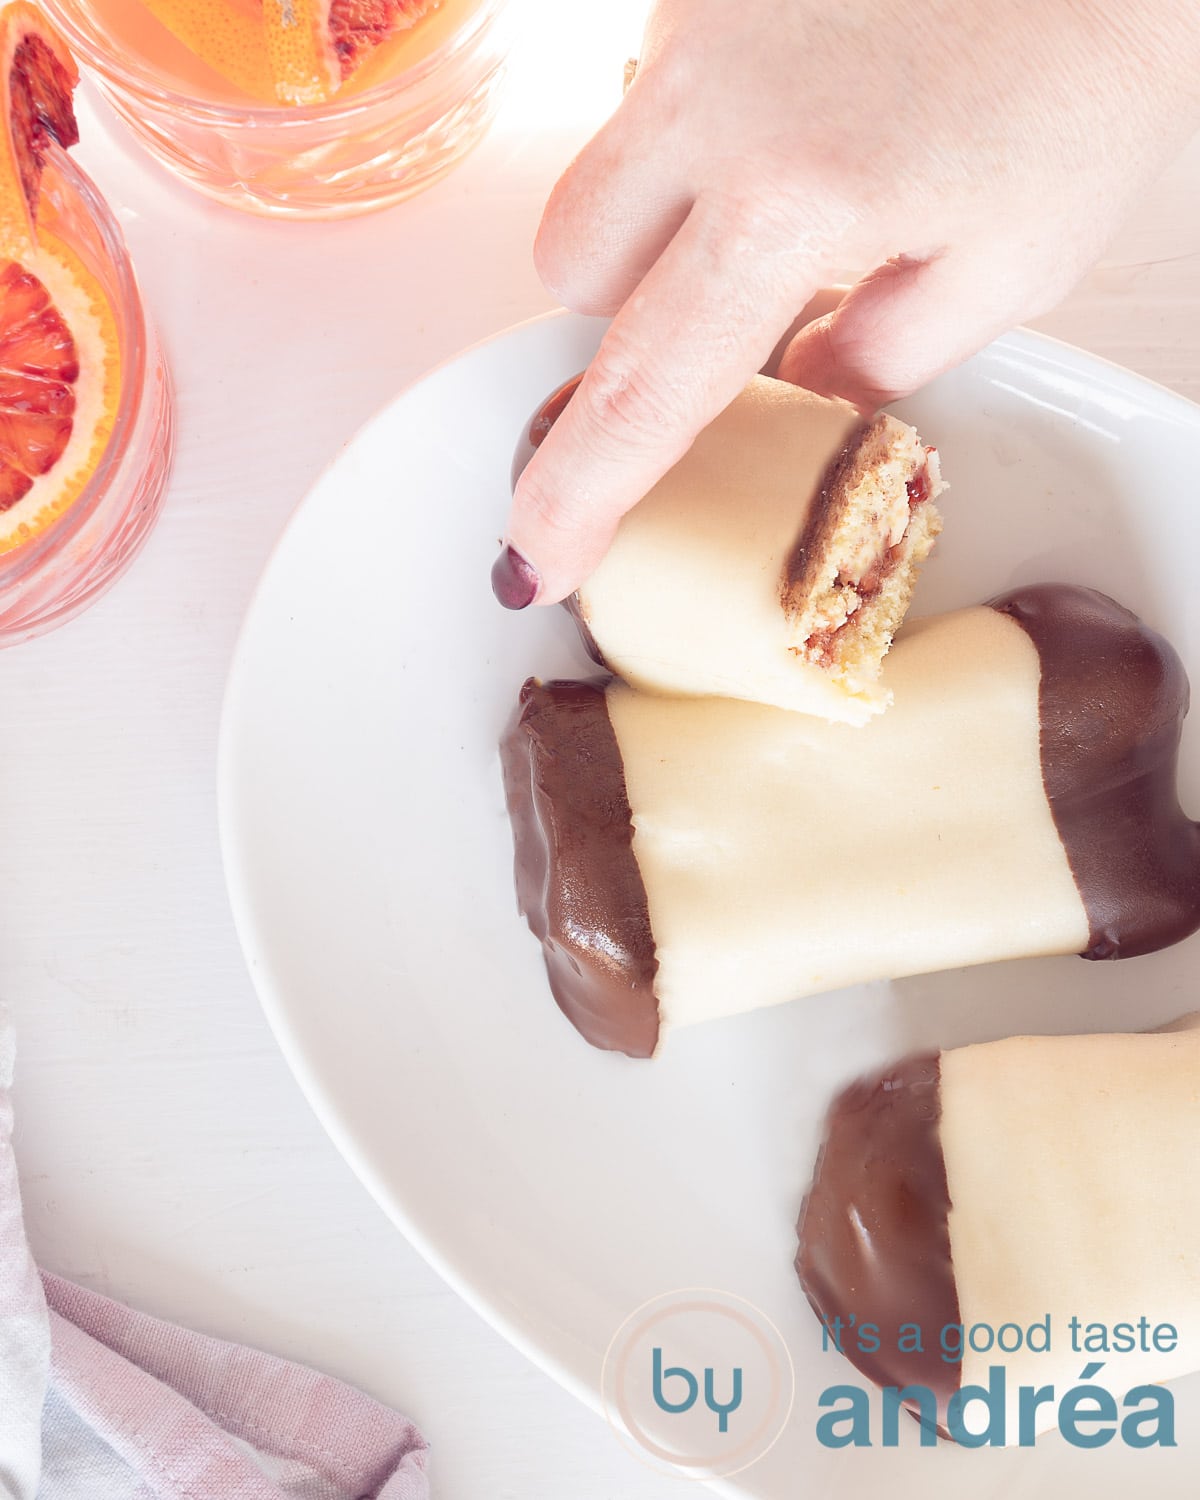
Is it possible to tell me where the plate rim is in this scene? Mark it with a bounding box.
[217,304,610,1420]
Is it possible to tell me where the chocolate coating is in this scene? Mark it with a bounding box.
[510,373,582,493]
[991,584,1200,959]
[795,1054,960,1413]
[511,374,610,669]
[502,584,1200,1059]
[500,677,659,1056]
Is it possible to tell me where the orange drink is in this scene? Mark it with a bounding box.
[47,0,512,216]
[0,2,172,644]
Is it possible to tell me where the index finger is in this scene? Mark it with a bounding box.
[495,192,835,606]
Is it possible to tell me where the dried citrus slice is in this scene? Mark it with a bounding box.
[262,0,437,105]
[0,3,121,553]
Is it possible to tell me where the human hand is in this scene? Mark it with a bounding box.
[492,0,1200,608]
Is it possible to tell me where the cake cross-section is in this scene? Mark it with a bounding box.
[514,373,945,723]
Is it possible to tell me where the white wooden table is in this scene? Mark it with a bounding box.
[3,3,1199,1494]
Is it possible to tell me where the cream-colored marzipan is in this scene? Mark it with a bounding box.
[942,1020,1200,1440]
[576,375,882,724]
[606,605,1090,1032]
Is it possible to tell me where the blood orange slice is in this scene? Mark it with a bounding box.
[131,0,440,106]
[262,0,437,105]
[0,3,121,554]
[0,1,77,260]
[137,0,276,104]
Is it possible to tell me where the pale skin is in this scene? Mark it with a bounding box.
[492,0,1200,608]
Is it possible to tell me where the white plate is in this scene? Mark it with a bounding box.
[219,310,1200,1498]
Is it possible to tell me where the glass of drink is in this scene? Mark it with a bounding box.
[46,0,513,218]
[0,4,173,645]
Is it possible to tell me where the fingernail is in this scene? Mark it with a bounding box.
[491,544,540,610]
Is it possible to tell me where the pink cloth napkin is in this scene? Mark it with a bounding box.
[0,1021,430,1499]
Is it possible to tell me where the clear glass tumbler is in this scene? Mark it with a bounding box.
[0,145,173,645]
[47,0,513,218]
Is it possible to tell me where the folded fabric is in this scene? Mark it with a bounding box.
[0,1014,429,1500]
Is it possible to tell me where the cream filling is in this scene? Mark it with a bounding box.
[606,605,1090,1033]
[576,375,882,724]
[941,1021,1200,1441]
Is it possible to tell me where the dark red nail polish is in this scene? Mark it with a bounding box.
[491,545,539,609]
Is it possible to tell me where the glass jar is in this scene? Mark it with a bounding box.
[0,146,173,645]
[47,0,514,218]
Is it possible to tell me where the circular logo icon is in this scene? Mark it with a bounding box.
[601,1288,795,1480]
